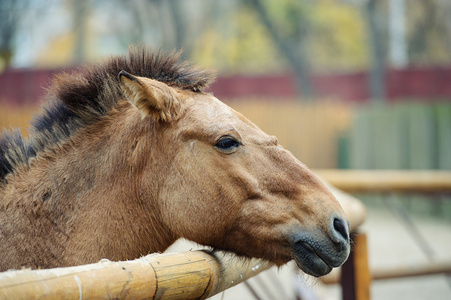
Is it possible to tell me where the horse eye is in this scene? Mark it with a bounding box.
[215,137,241,150]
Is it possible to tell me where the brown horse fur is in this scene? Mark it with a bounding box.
[0,45,350,276]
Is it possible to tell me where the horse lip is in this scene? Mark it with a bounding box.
[291,240,333,277]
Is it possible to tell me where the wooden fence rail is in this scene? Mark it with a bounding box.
[314,169,451,193]
[323,259,451,284]
[0,250,271,300]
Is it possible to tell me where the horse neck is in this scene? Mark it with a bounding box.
[1,104,178,267]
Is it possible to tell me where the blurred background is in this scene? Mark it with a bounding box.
[0,0,450,299]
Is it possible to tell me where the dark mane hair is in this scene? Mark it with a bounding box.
[0,45,216,183]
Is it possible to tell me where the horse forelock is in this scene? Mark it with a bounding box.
[0,45,216,183]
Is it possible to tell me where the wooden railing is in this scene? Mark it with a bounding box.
[314,169,451,193]
[0,251,271,300]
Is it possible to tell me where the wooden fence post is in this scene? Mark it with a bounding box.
[340,232,371,300]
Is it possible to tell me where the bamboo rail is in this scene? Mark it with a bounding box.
[314,169,451,193]
[0,251,271,300]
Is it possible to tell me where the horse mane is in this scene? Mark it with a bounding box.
[0,45,216,183]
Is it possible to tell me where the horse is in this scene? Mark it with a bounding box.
[0,46,350,277]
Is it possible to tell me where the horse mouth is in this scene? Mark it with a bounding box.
[291,241,333,277]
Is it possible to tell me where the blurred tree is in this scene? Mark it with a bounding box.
[191,1,284,74]
[97,0,160,48]
[247,0,314,98]
[308,0,368,71]
[0,0,28,69]
[101,0,211,60]
[240,0,367,98]
[6,0,451,97]
[407,0,451,66]
[161,0,213,60]
[73,0,88,64]
[389,0,407,68]
[365,0,386,101]
[357,0,451,101]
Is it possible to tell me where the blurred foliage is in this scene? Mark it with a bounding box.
[192,0,367,74]
[310,0,368,71]
[1,0,451,74]
[406,0,451,66]
[255,0,368,72]
[0,0,28,70]
[191,4,284,74]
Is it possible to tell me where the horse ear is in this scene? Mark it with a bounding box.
[118,70,181,122]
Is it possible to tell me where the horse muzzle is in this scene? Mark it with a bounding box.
[290,215,351,277]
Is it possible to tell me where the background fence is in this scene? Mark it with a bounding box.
[0,100,354,169]
[344,102,451,170]
[2,100,450,171]
[338,102,451,220]
[227,100,353,169]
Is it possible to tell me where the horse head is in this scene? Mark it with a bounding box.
[119,71,350,277]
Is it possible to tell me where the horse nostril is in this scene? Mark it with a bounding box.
[331,217,349,243]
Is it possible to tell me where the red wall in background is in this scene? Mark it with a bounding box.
[211,67,451,102]
[385,67,451,100]
[1,67,451,105]
[0,68,58,105]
